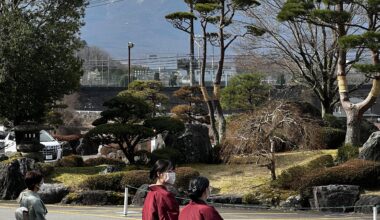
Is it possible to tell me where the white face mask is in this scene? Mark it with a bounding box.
[165,172,176,185]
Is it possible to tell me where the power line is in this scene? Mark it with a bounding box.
[87,0,125,8]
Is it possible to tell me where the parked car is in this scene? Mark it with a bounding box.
[4,130,62,161]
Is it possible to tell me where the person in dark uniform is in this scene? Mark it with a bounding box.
[142,159,179,220]
[179,176,223,220]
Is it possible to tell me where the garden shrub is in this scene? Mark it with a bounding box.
[306,155,334,170]
[336,144,359,164]
[56,155,84,167]
[79,172,124,191]
[243,185,295,206]
[323,114,345,129]
[35,162,55,177]
[273,155,334,189]
[175,167,200,191]
[120,170,151,192]
[299,159,380,190]
[84,157,126,167]
[321,127,345,149]
[151,147,182,164]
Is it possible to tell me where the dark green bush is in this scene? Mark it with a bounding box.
[84,157,126,167]
[321,127,346,149]
[323,114,345,129]
[35,162,55,177]
[299,159,380,190]
[120,170,151,192]
[63,191,124,205]
[175,167,200,191]
[336,144,359,164]
[79,172,124,191]
[151,147,182,164]
[57,155,84,167]
[273,155,334,189]
[306,155,334,170]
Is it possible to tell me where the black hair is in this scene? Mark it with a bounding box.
[24,170,43,190]
[149,159,175,180]
[188,176,209,201]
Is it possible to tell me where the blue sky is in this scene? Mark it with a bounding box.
[81,0,190,59]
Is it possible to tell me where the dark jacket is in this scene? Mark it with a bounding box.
[142,185,179,220]
[179,200,223,220]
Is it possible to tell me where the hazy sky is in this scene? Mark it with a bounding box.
[81,0,190,59]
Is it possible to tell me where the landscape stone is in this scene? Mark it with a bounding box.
[359,131,380,161]
[38,183,69,204]
[312,185,360,212]
[355,195,380,213]
[0,158,35,200]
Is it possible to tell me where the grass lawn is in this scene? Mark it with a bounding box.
[47,150,336,194]
[185,149,336,196]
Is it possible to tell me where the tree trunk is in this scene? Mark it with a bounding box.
[200,23,219,145]
[269,138,276,181]
[214,100,226,144]
[321,100,334,118]
[344,106,361,146]
[120,143,135,164]
[189,1,195,86]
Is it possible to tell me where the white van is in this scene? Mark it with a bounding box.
[4,130,62,160]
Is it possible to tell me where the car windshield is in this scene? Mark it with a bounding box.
[40,130,55,142]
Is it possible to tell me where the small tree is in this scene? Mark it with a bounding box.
[86,95,184,164]
[118,80,168,117]
[221,73,270,111]
[171,86,208,123]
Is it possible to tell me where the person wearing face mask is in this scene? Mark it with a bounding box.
[179,176,223,220]
[142,159,179,220]
[16,170,48,220]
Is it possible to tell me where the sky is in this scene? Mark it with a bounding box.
[81,0,190,60]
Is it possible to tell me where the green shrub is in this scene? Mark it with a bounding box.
[151,147,182,164]
[336,144,359,164]
[243,185,295,206]
[272,166,308,189]
[120,170,151,192]
[306,155,334,170]
[175,167,200,191]
[56,155,84,167]
[273,155,334,189]
[79,172,124,191]
[323,114,345,129]
[35,162,55,177]
[321,127,346,149]
[84,157,126,167]
[299,159,380,190]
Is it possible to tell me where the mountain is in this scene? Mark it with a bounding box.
[82,0,189,59]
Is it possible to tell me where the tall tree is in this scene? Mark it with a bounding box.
[165,0,197,86]
[0,0,86,125]
[210,0,262,144]
[278,0,379,146]
[221,73,270,111]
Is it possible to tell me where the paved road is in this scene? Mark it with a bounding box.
[0,201,373,220]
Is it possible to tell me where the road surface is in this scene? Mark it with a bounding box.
[0,201,373,220]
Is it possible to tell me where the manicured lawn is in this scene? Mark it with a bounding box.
[47,150,336,194]
[186,150,336,195]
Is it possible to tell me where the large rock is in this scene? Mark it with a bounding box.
[38,183,69,204]
[280,195,303,210]
[312,185,360,212]
[0,158,35,200]
[359,131,380,161]
[355,195,380,213]
[132,184,149,206]
[167,124,213,163]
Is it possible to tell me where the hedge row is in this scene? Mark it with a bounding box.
[79,167,199,192]
[272,155,334,189]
